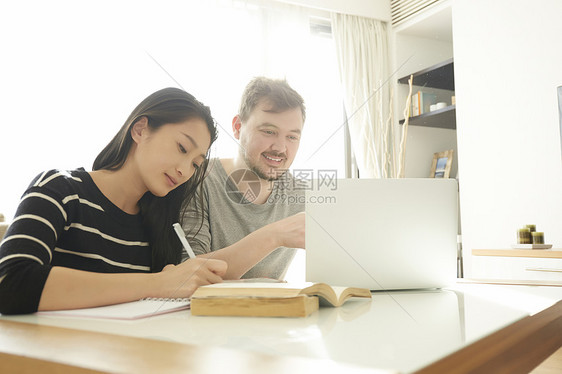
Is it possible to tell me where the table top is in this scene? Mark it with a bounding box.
[2,282,562,373]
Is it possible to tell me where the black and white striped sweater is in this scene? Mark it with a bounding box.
[0,169,151,314]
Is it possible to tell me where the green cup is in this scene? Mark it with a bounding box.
[517,228,531,244]
[531,232,545,244]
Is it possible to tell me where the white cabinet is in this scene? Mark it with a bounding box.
[472,249,562,282]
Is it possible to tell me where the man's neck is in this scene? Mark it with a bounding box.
[220,158,274,205]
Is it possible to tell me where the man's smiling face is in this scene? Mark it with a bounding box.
[234,99,304,181]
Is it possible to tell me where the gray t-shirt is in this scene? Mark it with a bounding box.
[181,159,304,279]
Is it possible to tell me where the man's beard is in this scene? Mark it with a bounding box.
[243,151,286,181]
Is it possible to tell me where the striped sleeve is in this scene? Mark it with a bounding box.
[0,170,73,314]
[0,169,152,315]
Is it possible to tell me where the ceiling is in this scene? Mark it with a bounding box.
[395,5,453,42]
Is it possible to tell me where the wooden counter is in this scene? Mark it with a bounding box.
[473,249,562,258]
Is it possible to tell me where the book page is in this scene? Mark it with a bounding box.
[38,298,190,320]
[223,278,287,284]
[314,286,372,307]
[331,287,348,302]
[192,282,371,307]
[192,282,317,298]
[207,282,312,289]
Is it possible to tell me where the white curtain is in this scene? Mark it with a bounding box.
[331,13,395,178]
[253,1,310,77]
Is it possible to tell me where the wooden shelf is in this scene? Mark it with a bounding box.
[398,58,455,90]
[398,59,456,129]
[472,249,562,259]
[399,105,456,129]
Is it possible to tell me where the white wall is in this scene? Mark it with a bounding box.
[453,0,562,275]
[405,126,458,178]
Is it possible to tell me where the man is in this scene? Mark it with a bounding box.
[182,77,306,280]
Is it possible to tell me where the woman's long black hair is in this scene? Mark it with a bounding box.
[92,87,217,271]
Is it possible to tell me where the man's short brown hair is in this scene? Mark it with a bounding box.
[238,77,306,122]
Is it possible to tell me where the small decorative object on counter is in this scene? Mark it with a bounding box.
[531,232,545,244]
[517,228,531,244]
[512,224,551,249]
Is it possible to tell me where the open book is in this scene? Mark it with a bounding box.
[190,282,371,317]
[37,298,190,320]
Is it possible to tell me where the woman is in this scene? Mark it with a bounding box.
[0,87,227,314]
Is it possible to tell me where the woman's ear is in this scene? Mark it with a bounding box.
[131,116,149,144]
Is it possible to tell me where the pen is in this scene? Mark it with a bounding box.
[172,223,196,259]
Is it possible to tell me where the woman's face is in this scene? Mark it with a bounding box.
[133,118,211,197]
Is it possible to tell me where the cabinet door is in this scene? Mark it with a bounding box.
[472,256,562,281]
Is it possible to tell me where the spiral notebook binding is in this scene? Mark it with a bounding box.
[141,297,190,302]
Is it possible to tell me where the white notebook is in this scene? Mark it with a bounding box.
[36,280,278,320]
[38,298,190,320]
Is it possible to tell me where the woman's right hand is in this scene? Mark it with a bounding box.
[156,258,227,298]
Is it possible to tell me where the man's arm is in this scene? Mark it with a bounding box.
[181,161,304,280]
[195,212,305,279]
[182,189,212,261]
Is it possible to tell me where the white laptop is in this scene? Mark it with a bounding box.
[305,178,458,291]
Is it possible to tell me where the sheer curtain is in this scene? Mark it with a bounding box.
[330,13,395,178]
[225,1,346,176]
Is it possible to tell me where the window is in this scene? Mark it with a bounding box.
[0,1,345,218]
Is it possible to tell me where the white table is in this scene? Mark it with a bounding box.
[2,282,561,373]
